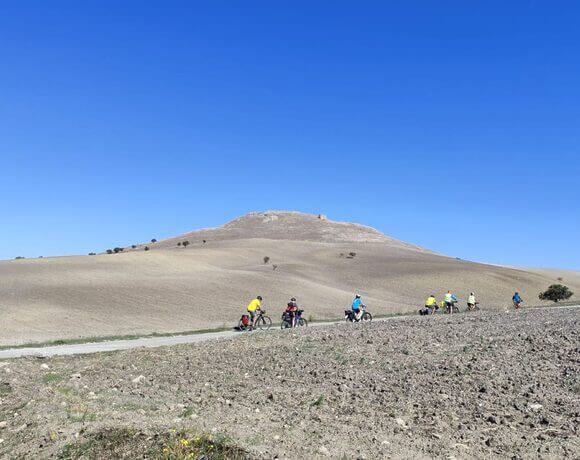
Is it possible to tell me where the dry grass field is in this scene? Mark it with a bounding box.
[0,211,578,346]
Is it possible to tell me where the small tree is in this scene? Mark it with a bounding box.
[113,247,124,253]
[144,246,150,251]
[539,284,573,303]
[263,256,270,264]
[272,264,278,271]
[557,277,563,281]
[202,239,207,244]
[131,245,137,249]
[177,242,182,246]
[88,252,96,256]
[349,252,357,258]
[15,256,25,260]
[106,249,113,254]
[151,239,157,243]
[182,240,190,248]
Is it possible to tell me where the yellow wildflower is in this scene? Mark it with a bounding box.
[180,439,190,447]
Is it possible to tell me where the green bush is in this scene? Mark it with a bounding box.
[151,239,157,243]
[263,256,270,264]
[131,245,137,249]
[182,240,190,248]
[144,246,150,251]
[106,249,113,254]
[539,284,573,303]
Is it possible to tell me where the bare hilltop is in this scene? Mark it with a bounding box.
[0,211,578,345]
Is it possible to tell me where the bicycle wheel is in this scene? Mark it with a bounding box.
[281,320,291,329]
[361,312,372,322]
[256,315,272,331]
[298,318,308,327]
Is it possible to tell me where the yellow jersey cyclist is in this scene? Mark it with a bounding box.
[246,295,263,329]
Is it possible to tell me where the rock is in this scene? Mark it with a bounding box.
[317,446,330,456]
[40,364,49,370]
[528,403,543,411]
[255,408,260,413]
[395,418,408,429]
[70,373,81,380]
[273,435,280,441]
[381,440,390,445]
[487,415,498,424]
[0,421,7,429]
[132,375,146,384]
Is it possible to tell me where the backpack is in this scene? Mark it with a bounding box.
[241,315,250,326]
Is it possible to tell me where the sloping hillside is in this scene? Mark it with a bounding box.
[0,211,577,345]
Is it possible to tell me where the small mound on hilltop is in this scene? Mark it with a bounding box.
[160,211,424,249]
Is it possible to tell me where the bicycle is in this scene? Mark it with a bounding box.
[466,301,480,312]
[238,309,272,331]
[281,309,308,329]
[345,305,372,322]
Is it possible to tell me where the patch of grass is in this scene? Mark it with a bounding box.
[58,427,249,460]
[0,382,12,395]
[180,406,194,418]
[311,395,325,407]
[42,373,64,384]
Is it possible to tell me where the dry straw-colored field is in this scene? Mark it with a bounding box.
[1,211,578,345]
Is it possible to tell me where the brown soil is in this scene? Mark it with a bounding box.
[0,307,578,459]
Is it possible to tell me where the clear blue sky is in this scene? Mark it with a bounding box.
[1,1,579,268]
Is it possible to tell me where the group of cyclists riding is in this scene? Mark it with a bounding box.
[242,293,368,330]
[420,291,524,315]
[242,290,525,330]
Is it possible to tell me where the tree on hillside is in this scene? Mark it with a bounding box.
[151,239,157,243]
[182,240,190,248]
[177,242,182,246]
[263,256,270,264]
[538,284,573,303]
[144,246,150,251]
[106,249,113,254]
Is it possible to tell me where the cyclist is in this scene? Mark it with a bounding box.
[246,295,263,329]
[424,294,438,314]
[351,294,363,321]
[444,290,458,312]
[285,297,298,327]
[512,292,522,309]
[467,292,477,310]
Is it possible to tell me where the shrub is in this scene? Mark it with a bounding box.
[177,242,182,246]
[339,253,344,258]
[539,284,573,303]
[557,277,563,281]
[106,249,113,254]
[263,256,270,264]
[349,252,357,257]
[113,247,124,253]
[144,246,150,251]
[202,239,206,244]
[15,256,25,260]
[88,253,96,256]
[131,245,137,249]
[151,239,157,243]
[272,264,278,271]
[182,241,190,248]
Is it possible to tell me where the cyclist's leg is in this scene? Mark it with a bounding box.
[249,310,256,328]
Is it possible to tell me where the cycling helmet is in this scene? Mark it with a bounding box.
[257,295,263,301]
[355,294,361,298]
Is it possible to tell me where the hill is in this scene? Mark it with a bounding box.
[0,211,578,345]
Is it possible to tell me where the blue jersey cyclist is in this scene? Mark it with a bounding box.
[351,294,363,320]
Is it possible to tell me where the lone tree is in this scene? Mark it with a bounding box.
[113,247,124,253]
[182,240,190,248]
[144,246,150,251]
[539,284,573,303]
[151,239,157,243]
[106,249,113,254]
[131,245,137,249]
[263,256,270,264]
[177,242,182,246]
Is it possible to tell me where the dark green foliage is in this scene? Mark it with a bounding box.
[151,239,157,243]
[131,245,137,249]
[106,249,113,254]
[113,247,124,253]
[263,256,270,264]
[202,239,207,244]
[15,256,25,260]
[144,246,150,251]
[182,240,190,248]
[177,242,182,246]
[88,253,96,256]
[539,284,574,303]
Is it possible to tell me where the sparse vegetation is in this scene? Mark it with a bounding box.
[263,256,270,264]
[272,264,278,271]
[177,242,182,246]
[339,253,344,258]
[15,256,25,260]
[151,239,157,243]
[539,284,574,303]
[131,245,137,249]
[113,247,124,253]
[202,239,207,244]
[144,246,150,251]
[182,240,190,248]
[88,253,96,256]
[106,249,113,255]
[557,277,563,281]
